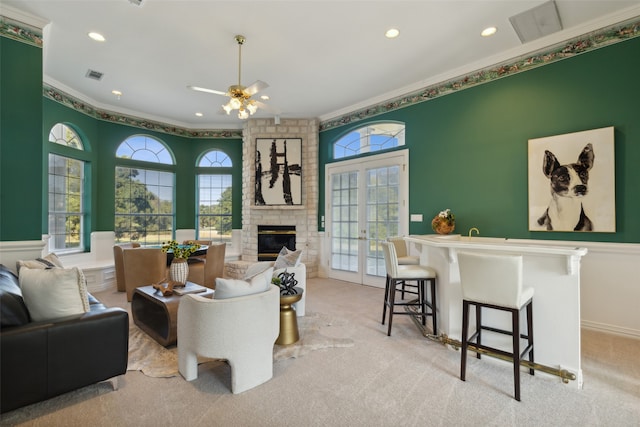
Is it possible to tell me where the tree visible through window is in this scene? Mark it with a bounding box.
[197,150,232,243]
[334,122,405,159]
[115,136,174,245]
[48,123,85,253]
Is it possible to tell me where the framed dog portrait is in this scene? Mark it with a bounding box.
[255,138,302,206]
[528,126,615,232]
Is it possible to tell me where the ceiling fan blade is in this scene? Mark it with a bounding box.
[187,85,228,96]
[244,80,269,96]
[255,100,281,115]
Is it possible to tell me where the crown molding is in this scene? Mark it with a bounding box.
[43,83,242,139]
[0,5,46,47]
[319,13,640,132]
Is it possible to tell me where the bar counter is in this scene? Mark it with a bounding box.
[405,234,588,388]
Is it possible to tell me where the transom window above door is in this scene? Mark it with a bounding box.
[334,122,405,159]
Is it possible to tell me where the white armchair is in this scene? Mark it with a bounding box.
[177,284,280,394]
[273,263,306,316]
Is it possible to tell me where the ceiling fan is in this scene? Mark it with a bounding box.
[188,35,277,119]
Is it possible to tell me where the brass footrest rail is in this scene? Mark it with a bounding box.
[405,301,576,384]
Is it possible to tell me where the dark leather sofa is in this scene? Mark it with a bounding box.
[0,264,129,413]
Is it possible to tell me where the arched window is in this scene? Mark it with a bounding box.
[198,149,232,167]
[115,135,175,245]
[48,123,86,253]
[116,134,173,164]
[196,150,232,244]
[333,122,405,159]
[49,123,84,149]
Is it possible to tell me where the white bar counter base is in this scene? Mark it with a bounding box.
[406,234,588,388]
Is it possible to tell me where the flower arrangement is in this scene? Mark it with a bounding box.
[161,240,199,259]
[432,209,456,234]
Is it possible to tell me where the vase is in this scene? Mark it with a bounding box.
[432,218,455,235]
[170,258,189,284]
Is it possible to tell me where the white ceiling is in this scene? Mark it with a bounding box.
[4,0,640,130]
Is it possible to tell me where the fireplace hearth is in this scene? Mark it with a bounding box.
[257,225,296,261]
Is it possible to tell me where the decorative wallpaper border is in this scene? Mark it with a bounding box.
[43,84,243,139]
[3,12,638,137]
[319,17,640,132]
[0,16,43,47]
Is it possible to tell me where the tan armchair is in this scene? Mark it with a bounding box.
[122,248,167,301]
[113,242,141,292]
[187,243,226,289]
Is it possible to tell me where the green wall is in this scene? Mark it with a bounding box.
[320,37,640,243]
[0,37,43,241]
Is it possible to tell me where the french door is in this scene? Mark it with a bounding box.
[325,150,409,287]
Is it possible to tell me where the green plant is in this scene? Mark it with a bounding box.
[161,240,199,259]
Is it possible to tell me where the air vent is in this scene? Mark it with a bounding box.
[85,69,104,81]
[129,0,143,5]
[510,0,562,44]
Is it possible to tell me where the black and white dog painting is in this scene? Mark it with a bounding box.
[537,143,594,231]
[528,126,616,233]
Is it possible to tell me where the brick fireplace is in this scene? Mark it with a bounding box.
[241,118,319,277]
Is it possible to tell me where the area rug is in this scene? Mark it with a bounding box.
[127,312,354,378]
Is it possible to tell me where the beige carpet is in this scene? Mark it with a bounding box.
[127,311,354,378]
[2,278,638,427]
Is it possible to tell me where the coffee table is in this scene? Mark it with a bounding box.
[131,281,214,346]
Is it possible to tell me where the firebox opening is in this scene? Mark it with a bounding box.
[257,225,296,261]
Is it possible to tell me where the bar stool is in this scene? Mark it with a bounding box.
[388,236,420,299]
[388,236,420,265]
[381,242,437,337]
[457,251,535,401]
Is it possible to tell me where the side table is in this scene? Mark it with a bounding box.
[132,281,214,346]
[276,287,304,345]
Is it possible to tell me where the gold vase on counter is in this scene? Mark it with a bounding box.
[432,208,456,235]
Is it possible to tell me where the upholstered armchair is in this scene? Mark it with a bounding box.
[187,243,226,289]
[113,242,141,292]
[177,284,280,394]
[122,248,167,302]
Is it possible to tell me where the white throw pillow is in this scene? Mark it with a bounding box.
[243,261,273,280]
[16,253,64,273]
[273,246,303,270]
[215,267,273,299]
[19,267,90,322]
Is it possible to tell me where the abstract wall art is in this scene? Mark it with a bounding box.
[255,138,302,206]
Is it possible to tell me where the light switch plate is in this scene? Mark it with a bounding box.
[410,214,423,222]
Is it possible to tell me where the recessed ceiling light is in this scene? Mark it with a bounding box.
[195,112,203,117]
[88,32,105,42]
[481,26,498,37]
[260,95,270,101]
[385,28,400,39]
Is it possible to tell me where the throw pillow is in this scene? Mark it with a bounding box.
[16,253,64,272]
[243,261,273,281]
[273,246,303,270]
[215,267,273,300]
[19,267,91,322]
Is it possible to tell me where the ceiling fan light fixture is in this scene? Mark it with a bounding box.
[189,34,273,120]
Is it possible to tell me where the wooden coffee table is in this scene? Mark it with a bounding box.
[131,281,214,346]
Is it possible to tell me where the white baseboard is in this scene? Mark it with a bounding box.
[581,320,640,339]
